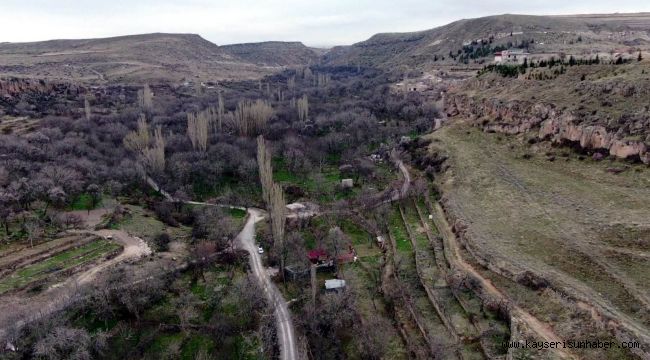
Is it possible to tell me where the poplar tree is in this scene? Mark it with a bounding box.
[297,94,309,121]
[142,126,166,173]
[138,84,153,111]
[123,115,165,173]
[187,111,209,151]
[235,99,273,136]
[84,97,91,121]
[256,136,287,280]
[217,92,225,132]
[256,136,273,205]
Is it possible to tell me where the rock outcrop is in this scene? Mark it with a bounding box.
[446,94,650,164]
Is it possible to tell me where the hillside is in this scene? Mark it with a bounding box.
[0,33,312,83]
[323,13,650,70]
[220,41,320,67]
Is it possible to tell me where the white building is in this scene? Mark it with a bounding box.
[494,49,530,64]
[325,279,346,290]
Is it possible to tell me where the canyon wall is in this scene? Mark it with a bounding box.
[445,94,650,164]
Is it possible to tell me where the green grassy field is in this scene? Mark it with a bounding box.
[388,207,412,252]
[114,205,192,243]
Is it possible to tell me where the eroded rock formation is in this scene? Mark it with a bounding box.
[446,94,650,164]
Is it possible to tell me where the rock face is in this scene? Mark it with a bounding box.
[540,117,649,163]
[446,94,650,164]
[0,78,53,99]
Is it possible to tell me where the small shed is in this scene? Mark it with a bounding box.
[341,179,354,188]
[325,279,346,291]
[284,265,310,281]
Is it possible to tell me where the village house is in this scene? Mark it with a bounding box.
[307,246,357,267]
[494,49,530,64]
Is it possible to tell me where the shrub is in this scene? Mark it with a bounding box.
[154,232,171,251]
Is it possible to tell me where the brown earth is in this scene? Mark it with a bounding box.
[0,33,315,83]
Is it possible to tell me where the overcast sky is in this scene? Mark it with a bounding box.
[2,1,649,47]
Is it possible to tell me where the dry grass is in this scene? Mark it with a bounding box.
[427,123,650,349]
[0,116,41,135]
[0,33,283,83]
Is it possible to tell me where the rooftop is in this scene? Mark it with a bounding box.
[325,279,346,290]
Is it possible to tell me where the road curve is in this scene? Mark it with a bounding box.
[397,159,411,198]
[236,209,298,360]
[0,229,152,341]
[388,158,411,202]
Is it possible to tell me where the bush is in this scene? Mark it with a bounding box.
[154,202,179,227]
[154,232,171,251]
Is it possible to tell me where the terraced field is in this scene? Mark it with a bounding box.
[426,123,649,359]
[0,237,121,294]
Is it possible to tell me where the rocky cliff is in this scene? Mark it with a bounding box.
[446,94,650,164]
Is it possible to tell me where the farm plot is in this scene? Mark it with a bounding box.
[0,236,121,294]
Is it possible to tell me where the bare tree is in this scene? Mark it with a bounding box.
[326,226,347,272]
[142,126,165,173]
[84,96,91,121]
[297,94,309,121]
[354,316,393,359]
[34,326,92,360]
[187,111,209,151]
[302,67,313,80]
[123,114,165,173]
[0,189,17,235]
[104,180,123,201]
[256,135,288,278]
[175,293,198,333]
[47,186,66,210]
[234,99,273,136]
[24,218,42,248]
[256,136,274,206]
[217,92,225,132]
[87,184,102,211]
[192,240,217,281]
[269,182,286,277]
[137,84,153,111]
[315,72,330,87]
[123,114,150,153]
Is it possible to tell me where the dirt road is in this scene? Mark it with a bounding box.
[70,229,151,285]
[145,177,302,359]
[431,202,575,360]
[391,159,411,201]
[0,228,151,341]
[236,209,298,360]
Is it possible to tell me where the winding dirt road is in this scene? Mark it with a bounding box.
[391,158,412,201]
[71,229,151,285]
[146,176,300,359]
[236,209,298,360]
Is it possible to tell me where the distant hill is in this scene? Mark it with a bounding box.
[220,41,320,67]
[0,33,315,83]
[2,13,650,82]
[323,13,650,70]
